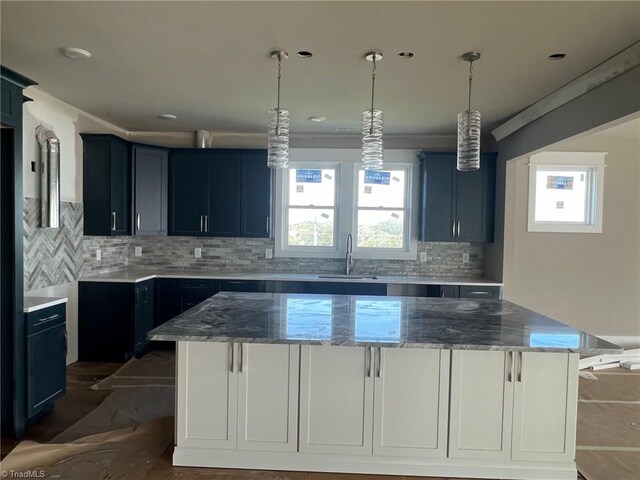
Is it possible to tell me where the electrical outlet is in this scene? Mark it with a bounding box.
[463,253,470,263]
[419,252,427,263]
[194,247,202,258]
[96,249,102,261]
[265,248,273,259]
[135,246,142,257]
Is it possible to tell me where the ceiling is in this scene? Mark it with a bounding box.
[2,1,639,135]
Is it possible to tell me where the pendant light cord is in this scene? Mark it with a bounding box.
[370,57,377,134]
[276,53,282,136]
[467,60,473,112]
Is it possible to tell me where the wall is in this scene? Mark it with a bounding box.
[502,130,640,344]
[22,88,125,363]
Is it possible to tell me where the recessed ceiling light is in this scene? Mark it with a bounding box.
[397,52,414,59]
[61,47,92,60]
[158,114,177,120]
[308,116,326,122]
[297,51,313,58]
[549,53,567,60]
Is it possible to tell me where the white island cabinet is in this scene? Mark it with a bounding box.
[152,292,622,479]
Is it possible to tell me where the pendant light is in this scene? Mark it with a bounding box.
[362,51,383,170]
[457,52,481,171]
[267,50,290,169]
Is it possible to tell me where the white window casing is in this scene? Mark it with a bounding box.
[527,151,606,233]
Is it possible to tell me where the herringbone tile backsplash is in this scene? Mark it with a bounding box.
[24,197,83,290]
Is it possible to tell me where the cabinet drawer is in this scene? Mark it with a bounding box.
[459,286,501,299]
[26,304,66,335]
[218,280,265,292]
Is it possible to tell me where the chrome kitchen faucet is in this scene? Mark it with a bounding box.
[346,233,355,275]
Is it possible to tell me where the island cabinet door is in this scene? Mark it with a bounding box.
[372,348,449,458]
[448,350,514,460]
[299,346,374,455]
[237,344,299,452]
[511,352,578,462]
[176,341,238,449]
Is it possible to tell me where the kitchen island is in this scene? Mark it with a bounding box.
[149,292,620,479]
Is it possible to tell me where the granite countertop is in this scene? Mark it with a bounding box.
[148,292,620,354]
[80,268,503,287]
[24,296,68,313]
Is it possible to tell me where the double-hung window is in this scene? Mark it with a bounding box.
[275,149,418,259]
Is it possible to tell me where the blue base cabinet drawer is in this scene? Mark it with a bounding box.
[459,285,502,299]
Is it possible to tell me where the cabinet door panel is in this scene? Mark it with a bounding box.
[241,150,271,237]
[134,146,168,235]
[134,281,155,352]
[419,155,456,241]
[373,349,449,457]
[512,352,577,462]
[169,153,207,236]
[207,151,242,236]
[177,342,237,449]
[449,350,513,460]
[109,139,130,235]
[299,345,373,454]
[237,344,299,452]
[456,155,496,243]
[27,324,66,418]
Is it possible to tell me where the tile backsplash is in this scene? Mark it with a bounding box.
[84,235,485,278]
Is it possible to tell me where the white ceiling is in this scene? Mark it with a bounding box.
[2,1,639,135]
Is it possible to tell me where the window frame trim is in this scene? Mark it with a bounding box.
[527,151,607,233]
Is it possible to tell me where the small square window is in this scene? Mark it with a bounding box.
[528,152,606,233]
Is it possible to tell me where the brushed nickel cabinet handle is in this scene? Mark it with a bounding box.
[200,215,204,232]
[376,347,382,378]
[365,348,371,378]
[457,220,461,238]
[469,291,491,295]
[229,343,234,372]
[266,216,270,235]
[517,352,523,383]
[136,213,141,232]
[452,220,456,238]
[63,329,68,357]
[111,212,116,231]
[204,215,208,232]
[507,351,513,382]
[239,343,244,373]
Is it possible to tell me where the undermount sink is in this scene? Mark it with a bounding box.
[317,274,378,280]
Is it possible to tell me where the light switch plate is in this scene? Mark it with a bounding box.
[265,248,273,259]
[419,252,427,263]
[135,246,142,257]
[463,253,470,263]
[96,249,102,261]
[194,247,202,258]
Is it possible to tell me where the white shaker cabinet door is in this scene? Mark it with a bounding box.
[511,352,578,462]
[237,343,299,452]
[373,348,449,458]
[176,341,238,449]
[299,345,374,455]
[449,350,514,460]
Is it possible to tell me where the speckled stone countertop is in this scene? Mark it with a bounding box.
[148,292,620,354]
[80,268,503,286]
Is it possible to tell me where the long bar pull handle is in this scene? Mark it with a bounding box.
[200,215,204,232]
[266,216,270,235]
[239,343,244,373]
[376,347,382,378]
[229,343,234,372]
[365,348,371,378]
[111,212,116,231]
[63,329,68,357]
[136,213,141,232]
[457,220,461,238]
[507,351,513,382]
[204,215,208,232]
[517,351,523,383]
[452,220,456,238]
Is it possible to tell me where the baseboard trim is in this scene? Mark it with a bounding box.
[173,447,577,480]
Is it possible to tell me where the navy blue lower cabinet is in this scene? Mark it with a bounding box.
[155,278,182,326]
[26,304,67,421]
[79,280,155,361]
[305,282,387,296]
[179,279,219,312]
[218,280,265,293]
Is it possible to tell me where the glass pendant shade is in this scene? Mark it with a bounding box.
[362,109,383,170]
[267,108,290,169]
[457,109,481,171]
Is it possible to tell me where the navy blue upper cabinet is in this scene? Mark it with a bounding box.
[419,152,496,243]
[81,134,131,236]
[241,150,271,237]
[169,149,271,238]
[133,145,168,236]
